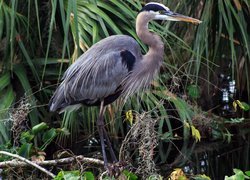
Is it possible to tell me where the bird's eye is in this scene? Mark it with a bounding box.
[159,10,165,14]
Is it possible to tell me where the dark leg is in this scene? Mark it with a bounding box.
[97,101,118,168]
[96,101,108,168]
[103,128,118,163]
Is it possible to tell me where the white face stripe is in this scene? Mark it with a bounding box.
[149,10,160,14]
[145,2,170,11]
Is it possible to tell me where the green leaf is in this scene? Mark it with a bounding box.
[0,2,4,39]
[18,143,32,158]
[161,132,172,140]
[234,171,245,180]
[147,175,163,180]
[54,171,64,180]
[187,85,200,99]
[41,128,57,150]
[224,129,233,143]
[83,171,95,180]
[228,118,245,123]
[192,174,211,180]
[233,169,243,174]
[122,170,138,180]
[0,72,10,91]
[54,170,80,180]
[17,38,40,82]
[20,131,34,143]
[102,176,116,180]
[225,169,246,180]
[0,83,15,143]
[57,127,70,136]
[31,122,49,135]
[239,102,250,111]
[84,4,122,35]
[245,171,250,177]
[0,86,15,118]
[160,131,180,142]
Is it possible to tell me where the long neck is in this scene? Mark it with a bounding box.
[136,12,164,64]
[121,13,165,98]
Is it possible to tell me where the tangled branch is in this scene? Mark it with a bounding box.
[0,151,105,178]
[0,151,55,178]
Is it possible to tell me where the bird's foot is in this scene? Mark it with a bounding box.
[104,161,127,178]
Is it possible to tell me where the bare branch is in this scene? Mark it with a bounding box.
[0,151,55,178]
[0,152,104,169]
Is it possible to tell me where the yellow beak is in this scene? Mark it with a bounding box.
[156,11,202,24]
[168,12,202,24]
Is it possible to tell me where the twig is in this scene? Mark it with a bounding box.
[0,153,104,168]
[0,151,55,178]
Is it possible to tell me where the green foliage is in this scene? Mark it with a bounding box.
[233,100,250,111]
[32,122,49,135]
[20,131,34,143]
[0,141,15,161]
[40,128,57,150]
[17,122,63,158]
[54,170,82,180]
[246,171,250,177]
[0,1,40,144]
[101,176,116,180]
[225,169,250,180]
[82,172,95,180]
[147,174,163,180]
[189,123,201,142]
[54,170,96,180]
[187,85,201,99]
[18,143,32,158]
[122,169,138,180]
[191,174,211,180]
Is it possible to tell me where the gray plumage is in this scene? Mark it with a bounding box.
[48,2,201,168]
[49,35,142,112]
[49,14,163,112]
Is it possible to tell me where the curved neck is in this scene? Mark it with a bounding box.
[136,12,164,59]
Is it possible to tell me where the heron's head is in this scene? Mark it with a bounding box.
[139,2,202,24]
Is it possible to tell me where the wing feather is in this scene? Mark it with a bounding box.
[64,52,128,102]
[49,35,141,112]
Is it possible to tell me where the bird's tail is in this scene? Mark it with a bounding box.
[48,86,67,112]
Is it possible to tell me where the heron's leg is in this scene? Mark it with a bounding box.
[103,127,118,163]
[96,101,108,168]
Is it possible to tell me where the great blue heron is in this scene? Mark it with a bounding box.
[49,2,201,169]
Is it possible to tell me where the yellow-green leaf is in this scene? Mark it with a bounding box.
[236,100,250,111]
[169,168,187,180]
[184,121,190,128]
[126,110,133,126]
[233,101,237,111]
[191,125,201,142]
